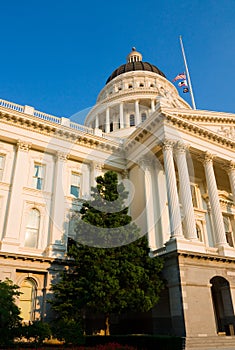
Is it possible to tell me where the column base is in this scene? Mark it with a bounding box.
[44,243,66,258]
[165,237,207,254]
[0,237,20,253]
[217,244,235,257]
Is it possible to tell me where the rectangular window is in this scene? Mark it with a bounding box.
[70,173,80,198]
[0,155,5,181]
[32,164,44,190]
[130,114,135,126]
[224,216,234,247]
[25,209,40,248]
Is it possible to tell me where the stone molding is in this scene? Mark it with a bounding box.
[55,151,69,162]
[0,111,121,153]
[16,140,31,152]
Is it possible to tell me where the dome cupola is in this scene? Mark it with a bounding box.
[126,47,143,62]
[106,47,166,84]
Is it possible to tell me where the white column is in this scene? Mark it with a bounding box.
[151,99,155,112]
[119,103,124,129]
[139,157,156,249]
[2,141,31,250]
[105,107,110,133]
[95,114,99,129]
[202,153,227,247]
[162,140,183,238]
[175,142,197,240]
[48,151,68,257]
[227,161,235,203]
[135,100,140,125]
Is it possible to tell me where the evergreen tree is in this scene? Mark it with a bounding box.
[51,171,164,335]
[0,279,22,346]
[75,170,140,247]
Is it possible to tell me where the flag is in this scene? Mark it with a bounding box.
[183,88,189,93]
[178,80,188,87]
[173,73,186,82]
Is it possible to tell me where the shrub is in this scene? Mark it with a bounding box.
[51,318,84,345]
[21,321,51,344]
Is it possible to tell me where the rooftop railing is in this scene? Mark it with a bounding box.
[0,98,122,143]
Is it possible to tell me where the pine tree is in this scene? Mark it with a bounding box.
[51,171,164,335]
[0,279,22,345]
[75,170,140,248]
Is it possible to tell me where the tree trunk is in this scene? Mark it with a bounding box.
[105,314,110,335]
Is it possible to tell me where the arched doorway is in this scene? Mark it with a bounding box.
[18,278,37,323]
[210,276,235,335]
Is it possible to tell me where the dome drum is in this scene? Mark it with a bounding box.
[84,49,191,133]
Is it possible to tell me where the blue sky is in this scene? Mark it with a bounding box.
[0,0,235,124]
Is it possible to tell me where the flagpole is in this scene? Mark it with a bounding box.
[179,35,196,110]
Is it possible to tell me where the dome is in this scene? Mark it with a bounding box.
[106,47,166,84]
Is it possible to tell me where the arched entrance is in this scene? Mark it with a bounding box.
[210,276,235,335]
[18,278,37,323]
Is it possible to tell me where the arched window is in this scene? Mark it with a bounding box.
[141,113,147,122]
[19,279,37,322]
[25,209,40,248]
[130,114,135,126]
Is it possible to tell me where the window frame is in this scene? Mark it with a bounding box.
[70,172,81,199]
[24,208,40,248]
[130,114,135,127]
[32,163,45,190]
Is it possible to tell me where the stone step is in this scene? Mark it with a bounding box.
[184,336,235,349]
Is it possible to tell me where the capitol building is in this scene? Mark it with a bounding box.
[0,48,235,349]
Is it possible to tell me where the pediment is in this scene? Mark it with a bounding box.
[162,107,235,141]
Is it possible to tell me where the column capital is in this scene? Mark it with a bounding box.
[199,152,215,165]
[225,160,235,173]
[121,169,129,179]
[92,161,103,172]
[174,141,189,154]
[162,139,175,151]
[16,140,31,152]
[137,155,155,170]
[55,151,69,161]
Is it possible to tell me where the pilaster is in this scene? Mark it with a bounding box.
[226,161,235,204]
[47,151,68,257]
[1,141,31,252]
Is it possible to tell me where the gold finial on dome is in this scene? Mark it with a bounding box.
[127,47,143,63]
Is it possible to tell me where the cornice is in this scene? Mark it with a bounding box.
[0,251,67,264]
[162,249,235,263]
[0,109,122,153]
[162,107,235,123]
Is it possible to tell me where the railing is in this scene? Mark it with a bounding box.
[34,109,61,124]
[0,98,122,143]
[0,99,24,112]
[69,121,94,134]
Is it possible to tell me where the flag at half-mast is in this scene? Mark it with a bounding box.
[172,73,186,82]
[178,80,188,87]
